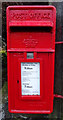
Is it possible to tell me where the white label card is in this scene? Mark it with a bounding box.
[21,62,40,95]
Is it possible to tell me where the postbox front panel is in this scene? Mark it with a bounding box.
[9,27,52,49]
[7,6,56,114]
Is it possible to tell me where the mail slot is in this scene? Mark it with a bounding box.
[7,6,56,114]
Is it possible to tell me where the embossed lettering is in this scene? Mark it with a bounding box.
[10,10,51,21]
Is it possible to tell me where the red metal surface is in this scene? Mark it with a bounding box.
[55,41,63,44]
[54,94,63,99]
[7,6,56,114]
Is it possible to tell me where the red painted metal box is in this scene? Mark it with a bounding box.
[7,6,56,114]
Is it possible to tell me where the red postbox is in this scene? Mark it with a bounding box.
[7,6,56,114]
